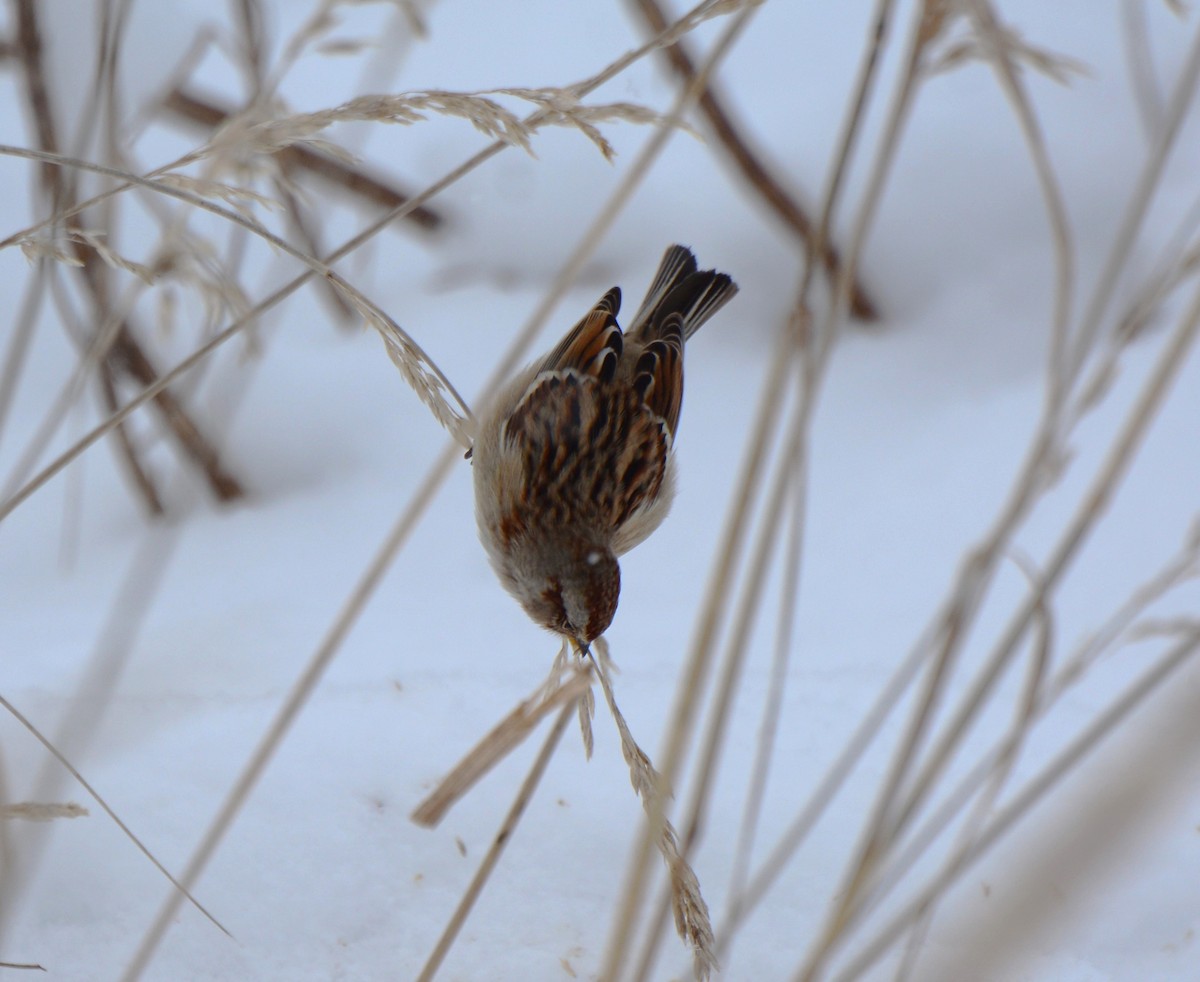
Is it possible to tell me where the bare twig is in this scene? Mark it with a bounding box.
[271,175,356,324]
[627,0,879,322]
[105,320,245,502]
[97,362,166,515]
[12,0,245,509]
[0,265,49,455]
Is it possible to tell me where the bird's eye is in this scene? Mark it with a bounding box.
[585,551,602,566]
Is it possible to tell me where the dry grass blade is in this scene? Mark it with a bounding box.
[723,442,806,910]
[1064,17,1200,381]
[715,619,937,961]
[832,626,1200,981]
[0,527,183,937]
[0,803,87,822]
[0,145,474,452]
[340,291,474,448]
[415,699,578,982]
[1122,0,1166,140]
[893,556,1053,981]
[885,266,1200,853]
[411,664,593,828]
[211,86,684,168]
[599,9,763,978]
[493,87,685,161]
[160,87,443,229]
[0,268,50,453]
[578,677,596,760]
[628,0,879,321]
[0,0,738,530]
[632,330,814,980]
[2,10,751,969]
[791,7,1167,974]
[0,694,227,937]
[592,640,717,981]
[965,0,1075,394]
[820,522,1200,963]
[213,91,533,160]
[780,258,1200,975]
[120,440,460,981]
[817,18,1078,933]
[929,15,1089,82]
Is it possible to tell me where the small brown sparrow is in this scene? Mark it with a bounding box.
[471,245,738,653]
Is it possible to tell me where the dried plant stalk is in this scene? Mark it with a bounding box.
[0,803,87,822]
[415,700,577,982]
[592,640,717,981]
[0,0,743,530]
[0,692,224,935]
[11,0,245,510]
[835,626,1200,981]
[411,664,593,828]
[628,0,879,321]
[161,87,443,230]
[121,440,462,980]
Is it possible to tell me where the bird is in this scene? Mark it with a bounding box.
[470,244,738,654]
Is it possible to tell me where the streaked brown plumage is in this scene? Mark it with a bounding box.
[471,245,738,651]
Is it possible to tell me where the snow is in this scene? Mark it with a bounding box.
[2,1,1200,979]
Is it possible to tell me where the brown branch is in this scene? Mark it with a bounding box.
[72,249,246,504]
[98,363,165,515]
[272,175,356,324]
[218,0,351,322]
[162,87,444,231]
[14,0,62,197]
[102,317,244,502]
[628,0,879,322]
[14,0,245,508]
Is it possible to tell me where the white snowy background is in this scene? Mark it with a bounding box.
[2,1,1200,979]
